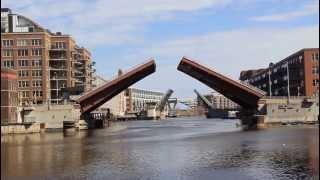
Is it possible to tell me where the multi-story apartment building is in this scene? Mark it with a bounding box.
[125,88,164,113]
[240,48,319,97]
[1,8,95,105]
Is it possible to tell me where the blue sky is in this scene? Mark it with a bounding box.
[2,0,319,98]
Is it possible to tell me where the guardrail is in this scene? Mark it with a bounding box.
[237,80,267,95]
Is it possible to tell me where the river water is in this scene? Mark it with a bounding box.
[1,117,319,180]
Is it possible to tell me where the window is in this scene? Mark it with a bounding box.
[19,91,29,98]
[18,81,29,88]
[31,49,42,56]
[17,39,28,46]
[313,80,319,86]
[312,67,319,75]
[33,90,43,97]
[32,80,42,87]
[31,39,41,46]
[32,70,42,77]
[31,60,42,67]
[316,53,319,61]
[18,60,28,67]
[2,50,12,57]
[18,70,29,77]
[273,68,278,73]
[2,39,13,47]
[3,60,14,68]
[53,42,66,49]
[18,49,28,56]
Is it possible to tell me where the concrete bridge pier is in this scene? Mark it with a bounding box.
[238,109,259,130]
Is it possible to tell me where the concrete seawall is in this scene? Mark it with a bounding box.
[1,123,41,135]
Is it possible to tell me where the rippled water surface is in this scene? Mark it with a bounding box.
[1,117,319,180]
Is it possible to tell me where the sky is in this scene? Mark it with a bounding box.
[2,0,319,99]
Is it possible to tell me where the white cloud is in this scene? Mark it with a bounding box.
[1,0,231,47]
[251,1,319,22]
[131,26,319,97]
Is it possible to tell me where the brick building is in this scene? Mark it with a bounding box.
[1,8,95,105]
[1,68,18,124]
[240,48,319,97]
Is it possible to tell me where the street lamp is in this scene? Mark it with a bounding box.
[268,63,274,97]
[268,69,272,97]
[286,62,290,102]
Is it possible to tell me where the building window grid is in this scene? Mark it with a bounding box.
[17,39,28,46]
[18,70,29,77]
[18,80,29,88]
[32,80,42,87]
[2,39,14,47]
[31,59,42,67]
[17,49,28,56]
[19,91,29,98]
[33,90,43,97]
[2,50,13,57]
[31,39,42,46]
[3,60,14,68]
[18,60,29,67]
[31,49,42,56]
[32,70,42,77]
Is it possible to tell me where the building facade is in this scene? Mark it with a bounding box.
[125,88,164,113]
[240,48,319,97]
[1,68,18,124]
[198,92,240,110]
[1,8,95,105]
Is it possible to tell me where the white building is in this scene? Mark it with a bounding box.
[125,88,164,113]
[202,92,240,110]
[92,74,126,117]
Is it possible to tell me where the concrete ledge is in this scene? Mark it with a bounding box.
[1,122,41,135]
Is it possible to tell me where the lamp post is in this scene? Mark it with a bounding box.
[268,69,272,97]
[297,86,300,97]
[286,62,290,102]
[268,63,274,97]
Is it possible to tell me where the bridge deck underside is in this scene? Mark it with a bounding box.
[177,57,264,109]
[76,60,156,114]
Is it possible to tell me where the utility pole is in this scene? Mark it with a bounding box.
[268,69,272,97]
[286,62,290,102]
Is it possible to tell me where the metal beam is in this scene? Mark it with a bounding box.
[76,59,156,114]
[177,57,264,109]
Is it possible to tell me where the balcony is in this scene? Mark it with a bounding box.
[73,61,83,65]
[50,66,67,71]
[50,57,67,61]
[50,45,67,51]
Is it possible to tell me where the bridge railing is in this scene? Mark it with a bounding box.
[237,80,267,96]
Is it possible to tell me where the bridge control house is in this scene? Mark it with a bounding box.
[240,48,319,97]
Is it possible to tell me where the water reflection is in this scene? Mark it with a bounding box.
[1,118,319,180]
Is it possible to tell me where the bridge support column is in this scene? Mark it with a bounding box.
[238,109,258,130]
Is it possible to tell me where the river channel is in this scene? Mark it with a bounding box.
[1,117,319,180]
